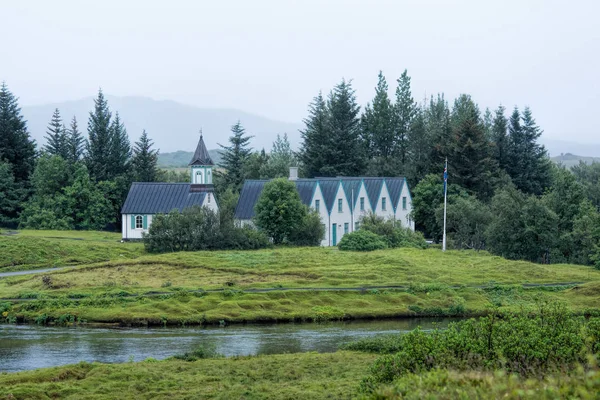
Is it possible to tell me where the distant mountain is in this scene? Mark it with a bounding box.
[21,96,303,153]
[158,149,223,168]
[550,153,600,168]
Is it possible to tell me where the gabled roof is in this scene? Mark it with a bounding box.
[121,183,207,214]
[363,178,384,210]
[189,135,214,166]
[318,179,341,213]
[340,179,362,211]
[294,180,317,205]
[234,180,268,220]
[384,177,405,210]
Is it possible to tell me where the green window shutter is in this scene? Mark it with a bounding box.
[130,215,135,229]
[143,215,148,229]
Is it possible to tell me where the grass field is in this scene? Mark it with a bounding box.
[1,230,600,324]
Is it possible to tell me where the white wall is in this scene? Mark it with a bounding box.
[395,180,415,230]
[202,192,219,213]
[122,214,153,240]
[328,183,353,246]
[309,184,329,247]
[375,182,395,220]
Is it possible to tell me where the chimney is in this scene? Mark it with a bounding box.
[289,167,298,181]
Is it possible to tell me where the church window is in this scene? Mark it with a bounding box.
[135,215,143,229]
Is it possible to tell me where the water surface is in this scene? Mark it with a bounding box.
[0,318,451,372]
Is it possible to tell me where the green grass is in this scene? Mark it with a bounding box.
[1,230,599,324]
[0,230,144,273]
[0,351,376,400]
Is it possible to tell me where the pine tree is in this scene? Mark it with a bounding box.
[218,121,253,192]
[405,105,431,186]
[66,116,84,163]
[324,79,365,176]
[426,94,452,170]
[482,108,493,139]
[448,94,497,199]
[362,71,394,160]
[394,70,416,169]
[131,130,159,182]
[86,88,112,181]
[108,112,131,178]
[491,105,509,172]
[0,161,22,226]
[261,133,296,178]
[299,92,329,178]
[44,108,68,159]
[0,82,36,184]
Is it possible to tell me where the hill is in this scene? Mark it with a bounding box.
[21,96,303,153]
[551,153,600,168]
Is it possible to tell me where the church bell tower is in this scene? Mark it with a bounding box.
[189,131,214,185]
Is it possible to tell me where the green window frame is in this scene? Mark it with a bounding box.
[338,199,343,213]
[382,197,387,211]
[315,199,320,213]
[402,196,407,210]
[360,197,364,211]
[344,223,349,234]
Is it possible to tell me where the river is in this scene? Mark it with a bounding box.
[0,318,451,372]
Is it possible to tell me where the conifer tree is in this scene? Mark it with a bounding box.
[66,116,84,163]
[299,92,329,178]
[108,112,131,178]
[362,71,394,160]
[426,94,452,170]
[0,161,22,226]
[131,130,159,182]
[394,70,416,169]
[448,94,497,199]
[324,79,365,176]
[44,108,68,159]
[491,105,509,172]
[405,105,431,186]
[86,89,112,181]
[0,82,36,184]
[261,133,296,178]
[218,121,253,192]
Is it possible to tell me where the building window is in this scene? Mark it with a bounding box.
[382,197,387,211]
[321,224,326,239]
[315,199,320,212]
[208,193,211,203]
[360,197,365,211]
[338,199,343,212]
[135,215,143,229]
[344,223,349,234]
[402,196,407,210]
[196,171,203,183]
[355,221,360,231]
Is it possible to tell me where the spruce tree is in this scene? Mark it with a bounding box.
[426,94,452,171]
[0,161,22,226]
[44,108,68,159]
[405,105,431,186]
[448,94,497,199]
[131,130,159,182]
[491,105,509,172]
[299,92,329,178]
[86,89,112,181]
[108,112,131,178]
[261,133,296,178]
[0,82,36,184]
[324,79,365,176]
[66,116,84,163]
[394,70,416,169]
[218,121,253,192]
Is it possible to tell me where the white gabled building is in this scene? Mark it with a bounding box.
[234,168,415,246]
[120,134,218,240]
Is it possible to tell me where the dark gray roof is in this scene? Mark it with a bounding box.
[363,178,384,209]
[341,179,362,211]
[121,183,207,214]
[294,180,317,205]
[318,179,341,213]
[385,177,405,210]
[189,135,214,166]
[234,180,268,219]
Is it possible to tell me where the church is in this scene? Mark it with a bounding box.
[120,134,218,240]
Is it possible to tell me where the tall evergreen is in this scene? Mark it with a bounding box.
[426,94,452,170]
[448,94,497,199]
[362,71,394,161]
[491,105,509,172]
[108,112,131,178]
[86,88,112,181]
[66,116,84,163]
[506,106,551,195]
[44,108,68,159]
[299,92,329,178]
[131,130,159,182]
[0,82,36,184]
[218,121,253,192]
[405,105,431,186]
[261,133,296,178]
[0,161,22,226]
[394,70,416,169]
[324,79,365,176]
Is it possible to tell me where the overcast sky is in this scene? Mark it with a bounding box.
[2,0,599,142]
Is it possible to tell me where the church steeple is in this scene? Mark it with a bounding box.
[189,131,214,185]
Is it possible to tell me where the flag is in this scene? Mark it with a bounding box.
[443,160,448,194]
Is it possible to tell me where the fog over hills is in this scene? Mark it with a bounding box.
[21,96,303,154]
[21,95,599,160]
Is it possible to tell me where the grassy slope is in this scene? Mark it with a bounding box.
[1,231,600,324]
[0,230,144,273]
[0,352,376,400]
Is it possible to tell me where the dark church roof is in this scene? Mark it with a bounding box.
[121,183,208,214]
[189,135,214,166]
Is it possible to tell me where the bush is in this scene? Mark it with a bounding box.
[338,230,388,251]
[143,205,270,253]
[287,208,325,246]
[359,213,427,249]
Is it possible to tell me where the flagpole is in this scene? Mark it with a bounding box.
[442,158,448,252]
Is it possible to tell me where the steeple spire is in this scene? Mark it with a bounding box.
[189,131,213,166]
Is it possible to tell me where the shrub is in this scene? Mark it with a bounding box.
[173,343,221,361]
[359,212,427,249]
[287,208,325,246]
[255,178,305,244]
[338,230,388,251]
